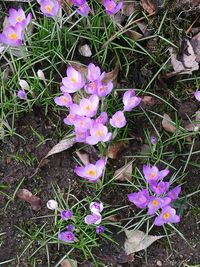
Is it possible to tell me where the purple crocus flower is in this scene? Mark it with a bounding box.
[86,123,112,145]
[17,89,27,100]
[87,63,101,82]
[39,0,61,17]
[61,66,85,93]
[54,93,72,107]
[149,181,170,195]
[75,158,105,182]
[90,202,104,214]
[128,189,150,209]
[96,225,105,234]
[85,212,102,225]
[166,185,181,201]
[103,0,123,15]
[79,95,99,117]
[58,231,75,243]
[154,206,180,226]
[0,24,24,46]
[143,165,169,182]
[66,224,74,231]
[95,112,108,125]
[84,81,99,95]
[194,90,200,101]
[76,2,90,16]
[60,210,73,220]
[73,115,92,131]
[151,135,157,145]
[147,196,171,215]
[110,110,127,128]
[63,113,77,126]
[8,8,32,27]
[97,82,113,98]
[75,129,90,143]
[123,90,142,112]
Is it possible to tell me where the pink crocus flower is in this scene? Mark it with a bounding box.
[39,0,61,17]
[147,196,171,215]
[87,63,102,82]
[79,95,99,117]
[86,123,112,145]
[73,115,92,131]
[95,112,108,125]
[128,189,150,209]
[110,110,126,128]
[194,90,200,101]
[123,90,142,112]
[63,113,77,125]
[84,80,99,95]
[103,0,123,15]
[54,93,72,107]
[154,205,180,226]
[74,129,89,143]
[85,213,102,224]
[97,82,113,98]
[0,24,24,46]
[8,8,32,27]
[75,158,105,182]
[61,66,85,93]
[143,165,169,182]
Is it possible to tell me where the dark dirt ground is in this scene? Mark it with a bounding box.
[0,99,200,266]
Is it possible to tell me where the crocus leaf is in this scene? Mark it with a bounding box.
[124,229,163,254]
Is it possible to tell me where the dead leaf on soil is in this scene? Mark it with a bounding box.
[114,161,133,181]
[125,30,143,41]
[122,1,136,16]
[108,141,128,159]
[140,0,156,14]
[170,40,199,75]
[61,259,77,267]
[124,229,163,254]
[102,64,119,87]
[185,111,200,131]
[75,150,90,165]
[141,96,157,106]
[162,113,178,134]
[190,32,200,63]
[17,189,42,211]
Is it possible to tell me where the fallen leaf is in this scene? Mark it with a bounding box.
[124,229,163,254]
[141,96,157,106]
[17,189,42,211]
[122,1,136,16]
[114,161,133,181]
[75,150,90,165]
[102,64,119,87]
[108,142,127,159]
[61,259,77,267]
[140,0,156,14]
[190,32,200,62]
[170,40,199,75]
[105,215,119,222]
[185,111,200,131]
[125,30,143,41]
[162,113,177,133]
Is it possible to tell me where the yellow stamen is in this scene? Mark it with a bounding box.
[88,169,96,176]
[70,76,77,83]
[8,32,18,41]
[100,86,106,92]
[86,105,91,111]
[45,5,52,13]
[150,172,156,179]
[108,4,113,10]
[152,200,159,206]
[96,130,102,137]
[62,96,69,103]
[163,212,170,219]
[17,16,22,22]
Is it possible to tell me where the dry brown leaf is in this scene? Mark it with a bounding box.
[105,215,119,222]
[185,111,200,132]
[114,161,133,181]
[61,259,77,267]
[124,229,163,254]
[140,0,156,14]
[75,150,90,165]
[141,96,157,106]
[17,189,42,211]
[190,32,200,63]
[125,30,143,41]
[102,64,119,87]
[122,1,136,16]
[108,142,127,159]
[162,113,177,133]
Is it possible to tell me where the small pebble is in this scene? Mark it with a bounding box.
[156,260,162,266]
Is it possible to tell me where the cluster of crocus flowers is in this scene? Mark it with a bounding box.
[54,63,141,145]
[38,0,61,17]
[85,201,105,234]
[128,165,181,226]
[75,158,105,182]
[0,8,32,46]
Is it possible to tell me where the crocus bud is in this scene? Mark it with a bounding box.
[47,200,58,210]
[37,69,45,81]
[19,79,30,91]
[17,89,27,100]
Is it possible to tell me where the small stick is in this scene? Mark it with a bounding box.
[186,14,200,35]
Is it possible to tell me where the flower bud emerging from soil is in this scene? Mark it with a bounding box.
[47,199,58,210]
